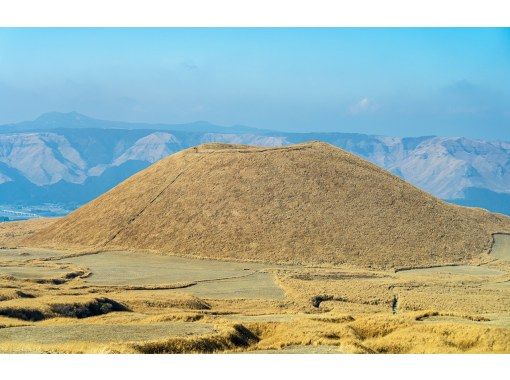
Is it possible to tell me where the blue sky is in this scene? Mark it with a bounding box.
[0,28,509,140]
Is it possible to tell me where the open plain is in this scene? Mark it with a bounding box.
[0,230,509,353]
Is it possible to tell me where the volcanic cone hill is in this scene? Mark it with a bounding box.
[25,142,510,269]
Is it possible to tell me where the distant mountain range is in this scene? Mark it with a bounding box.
[1,112,509,216]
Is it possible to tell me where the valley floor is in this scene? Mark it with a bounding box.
[0,224,509,353]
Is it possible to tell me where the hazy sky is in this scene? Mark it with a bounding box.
[0,28,509,140]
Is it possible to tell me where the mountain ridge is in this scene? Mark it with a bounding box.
[0,112,509,215]
[0,111,266,134]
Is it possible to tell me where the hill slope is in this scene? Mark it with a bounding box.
[26,142,510,268]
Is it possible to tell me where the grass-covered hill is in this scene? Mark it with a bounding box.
[25,142,510,269]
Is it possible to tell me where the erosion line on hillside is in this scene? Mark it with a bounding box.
[101,159,198,246]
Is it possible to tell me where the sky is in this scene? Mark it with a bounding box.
[0,28,509,140]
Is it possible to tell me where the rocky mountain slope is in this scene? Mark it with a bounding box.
[26,142,510,269]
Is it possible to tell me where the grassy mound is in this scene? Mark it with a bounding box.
[25,142,510,269]
[0,296,128,321]
[133,324,259,354]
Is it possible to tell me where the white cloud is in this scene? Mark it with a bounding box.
[348,97,380,115]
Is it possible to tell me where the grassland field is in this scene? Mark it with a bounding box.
[0,230,509,353]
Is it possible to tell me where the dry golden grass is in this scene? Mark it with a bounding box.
[237,311,510,353]
[0,315,30,328]
[113,291,212,311]
[0,218,53,248]
[363,320,510,353]
[2,302,508,354]
[21,142,510,269]
[0,321,254,354]
[276,264,510,316]
[0,266,509,353]
[0,236,508,354]
[0,294,128,321]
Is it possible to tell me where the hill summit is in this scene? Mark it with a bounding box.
[26,142,510,268]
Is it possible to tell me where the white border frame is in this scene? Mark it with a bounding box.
[0,0,509,26]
